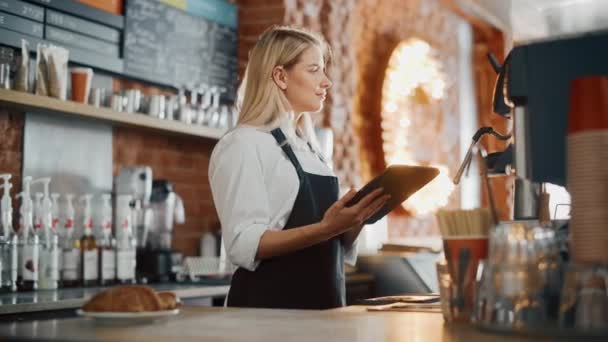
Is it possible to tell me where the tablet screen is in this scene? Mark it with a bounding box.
[345,165,439,225]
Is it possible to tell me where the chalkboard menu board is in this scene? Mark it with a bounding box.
[124,0,238,101]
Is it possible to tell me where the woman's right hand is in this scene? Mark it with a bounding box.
[320,188,389,238]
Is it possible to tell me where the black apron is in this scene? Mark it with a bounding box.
[227,128,345,310]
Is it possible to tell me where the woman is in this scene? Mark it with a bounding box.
[209,26,389,310]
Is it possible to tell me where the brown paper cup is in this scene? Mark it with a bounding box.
[70,67,93,103]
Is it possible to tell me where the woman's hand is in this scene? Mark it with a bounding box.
[320,188,389,239]
[256,189,388,261]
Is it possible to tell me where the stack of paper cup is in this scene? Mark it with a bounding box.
[567,76,608,264]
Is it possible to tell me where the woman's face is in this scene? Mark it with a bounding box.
[282,45,332,114]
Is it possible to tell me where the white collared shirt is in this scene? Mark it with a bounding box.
[209,121,358,271]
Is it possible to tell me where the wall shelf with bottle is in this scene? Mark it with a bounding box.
[0,89,227,140]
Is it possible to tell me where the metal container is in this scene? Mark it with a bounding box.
[165,95,178,120]
[89,88,106,108]
[0,63,10,89]
[110,94,125,112]
[148,95,166,119]
[124,89,142,113]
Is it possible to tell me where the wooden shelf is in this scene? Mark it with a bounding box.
[0,89,227,140]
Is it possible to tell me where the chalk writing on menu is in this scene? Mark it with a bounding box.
[124,0,238,101]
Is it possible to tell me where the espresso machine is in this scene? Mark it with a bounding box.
[114,166,153,243]
[136,180,185,282]
[462,29,608,334]
[455,31,608,221]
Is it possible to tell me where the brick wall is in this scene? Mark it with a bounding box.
[0,109,24,212]
[237,0,285,77]
[352,0,464,237]
[113,127,217,256]
[281,0,462,236]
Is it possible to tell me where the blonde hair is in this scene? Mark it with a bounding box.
[236,26,331,152]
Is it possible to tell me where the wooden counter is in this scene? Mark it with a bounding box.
[0,305,554,342]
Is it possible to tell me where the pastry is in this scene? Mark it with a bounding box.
[83,285,166,312]
[158,291,180,310]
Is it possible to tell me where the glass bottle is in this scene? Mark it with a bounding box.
[0,174,18,292]
[61,194,80,287]
[17,177,38,291]
[116,195,136,284]
[98,194,115,286]
[80,195,98,287]
[36,178,59,290]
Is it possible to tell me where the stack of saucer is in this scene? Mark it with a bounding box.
[567,76,608,264]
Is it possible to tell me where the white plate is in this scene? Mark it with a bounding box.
[76,309,179,325]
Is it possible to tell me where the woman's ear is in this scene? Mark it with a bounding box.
[272,66,288,90]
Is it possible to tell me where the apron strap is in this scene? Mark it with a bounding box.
[270,128,320,216]
[270,128,305,177]
[306,141,327,164]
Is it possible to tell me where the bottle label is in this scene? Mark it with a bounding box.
[83,250,98,281]
[21,244,38,281]
[64,218,74,229]
[101,249,116,280]
[102,220,112,231]
[40,247,59,281]
[62,249,80,281]
[116,250,135,280]
[84,219,93,234]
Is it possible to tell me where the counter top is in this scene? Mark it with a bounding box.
[0,305,567,342]
[0,283,230,315]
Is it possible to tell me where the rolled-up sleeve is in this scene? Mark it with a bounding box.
[343,239,359,266]
[209,136,270,271]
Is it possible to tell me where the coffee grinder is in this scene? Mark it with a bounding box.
[114,166,154,281]
[136,180,185,282]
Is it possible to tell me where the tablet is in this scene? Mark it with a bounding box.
[345,165,440,225]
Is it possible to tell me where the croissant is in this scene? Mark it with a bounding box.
[158,291,181,310]
[82,285,179,312]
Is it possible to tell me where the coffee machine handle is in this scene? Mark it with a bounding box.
[488,52,512,117]
[174,195,185,224]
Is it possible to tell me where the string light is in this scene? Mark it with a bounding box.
[381,38,453,216]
